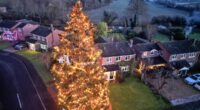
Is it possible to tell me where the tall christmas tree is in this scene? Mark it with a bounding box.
[51,0,110,110]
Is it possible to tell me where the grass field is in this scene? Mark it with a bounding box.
[0,41,10,50]
[16,50,53,84]
[109,77,170,110]
[153,33,170,42]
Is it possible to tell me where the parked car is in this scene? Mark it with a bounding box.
[13,41,28,50]
[194,82,200,91]
[184,73,200,85]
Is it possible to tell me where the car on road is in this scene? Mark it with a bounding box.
[194,82,200,91]
[13,41,28,50]
[184,73,200,85]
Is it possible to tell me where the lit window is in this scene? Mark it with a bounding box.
[116,56,121,62]
[143,52,148,57]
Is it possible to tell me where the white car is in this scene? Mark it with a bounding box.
[194,82,200,91]
[184,73,200,85]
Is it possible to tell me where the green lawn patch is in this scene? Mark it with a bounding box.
[16,50,53,84]
[109,77,170,110]
[0,41,10,50]
[153,33,170,42]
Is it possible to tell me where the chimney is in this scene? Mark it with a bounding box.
[50,24,55,47]
[129,39,133,47]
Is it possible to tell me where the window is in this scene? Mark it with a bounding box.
[180,54,186,59]
[37,36,41,40]
[106,57,112,63]
[116,56,121,62]
[42,37,46,42]
[40,44,47,50]
[143,52,148,57]
[121,66,129,72]
[171,55,177,60]
[189,53,196,58]
[125,55,130,61]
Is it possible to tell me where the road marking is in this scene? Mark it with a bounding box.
[17,93,22,109]
[10,55,47,110]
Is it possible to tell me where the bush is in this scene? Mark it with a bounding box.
[170,27,185,40]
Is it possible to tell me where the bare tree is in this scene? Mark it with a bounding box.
[128,0,146,25]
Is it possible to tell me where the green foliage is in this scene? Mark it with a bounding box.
[96,22,109,37]
[109,77,170,110]
[170,27,185,40]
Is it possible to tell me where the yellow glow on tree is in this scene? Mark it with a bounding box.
[51,0,110,110]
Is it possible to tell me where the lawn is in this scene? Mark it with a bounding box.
[109,77,170,110]
[16,50,53,84]
[153,33,170,42]
[0,41,10,50]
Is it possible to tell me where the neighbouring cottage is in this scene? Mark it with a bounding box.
[133,43,167,70]
[28,26,64,51]
[158,40,200,75]
[0,21,20,41]
[0,20,39,41]
[97,41,136,81]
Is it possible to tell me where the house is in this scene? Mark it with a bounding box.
[97,41,136,81]
[0,21,20,40]
[28,26,64,51]
[133,43,167,70]
[158,40,200,74]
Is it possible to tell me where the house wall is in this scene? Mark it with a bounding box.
[46,29,64,48]
[169,52,200,65]
[104,71,117,81]
[101,55,135,65]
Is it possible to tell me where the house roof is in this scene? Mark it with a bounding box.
[31,26,52,37]
[130,37,149,45]
[104,65,120,71]
[16,23,27,28]
[133,43,161,52]
[97,42,135,57]
[0,21,18,28]
[27,38,37,43]
[160,40,200,54]
[170,60,190,70]
[94,37,107,44]
[144,56,167,66]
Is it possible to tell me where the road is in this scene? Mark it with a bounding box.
[0,51,57,110]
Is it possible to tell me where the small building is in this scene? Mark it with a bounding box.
[28,26,64,51]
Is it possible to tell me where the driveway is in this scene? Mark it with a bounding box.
[0,51,57,110]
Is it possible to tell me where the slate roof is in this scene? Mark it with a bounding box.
[144,56,167,66]
[0,21,18,28]
[97,42,135,57]
[170,60,190,70]
[104,65,120,71]
[133,43,161,52]
[16,23,26,28]
[31,26,52,37]
[130,37,149,45]
[161,40,200,54]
